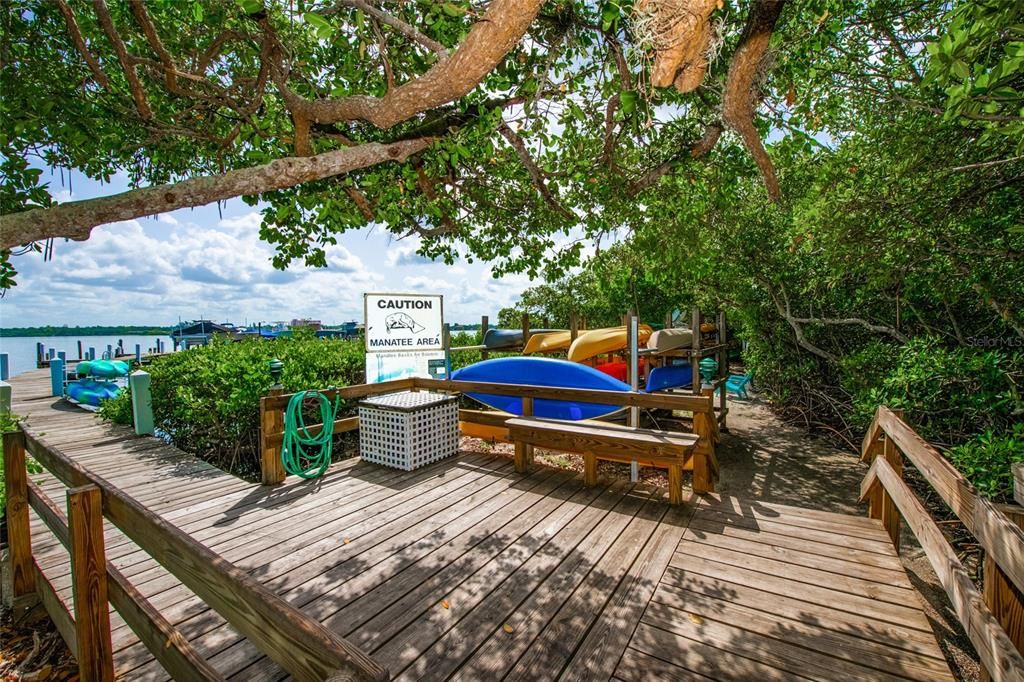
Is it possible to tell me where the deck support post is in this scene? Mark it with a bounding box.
[521,312,531,350]
[2,430,36,610]
[981,507,1024,682]
[583,452,597,486]
[717,311,728,432]
[880,437,903,551]
[50,358,65,397]
[514,397,535,473]
[129,370,155,436]
[480,315,489,360]
[691,308,701,395]
[0,352,9,381]
[569,311,579,342]
[260,387,286,485]
[68,484,114,681]
[0,381,10,415]
[692,408,717,494]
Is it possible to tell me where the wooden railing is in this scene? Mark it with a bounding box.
[860,406,1024,682]
[3,425,388,682]
[259,376,719,491]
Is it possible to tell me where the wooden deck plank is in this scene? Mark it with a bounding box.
[159,462,564,680]
[8,368,955,682]
[389,482,635,679]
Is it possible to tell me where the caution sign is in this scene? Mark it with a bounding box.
[364,293,445,383]
[364,293,444,351]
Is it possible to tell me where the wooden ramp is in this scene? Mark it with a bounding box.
[5,368,952,680]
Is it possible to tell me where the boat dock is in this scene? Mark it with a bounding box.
[2,367,1010,680]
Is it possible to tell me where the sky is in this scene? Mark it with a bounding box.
[1,167,536,327]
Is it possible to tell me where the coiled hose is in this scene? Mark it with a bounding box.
[281,390,339,479]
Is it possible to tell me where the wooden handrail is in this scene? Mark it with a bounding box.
[26,480,224,680]
[860,406,1024,682]
[863,407,1024,595]
[17,424,389,682]
[412,376,715,412]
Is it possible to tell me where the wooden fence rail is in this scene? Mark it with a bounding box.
[860,406,1024,682]
[258,376,719,490]
[3,425,389,682]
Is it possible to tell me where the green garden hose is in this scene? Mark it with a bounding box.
[282,390,340,479]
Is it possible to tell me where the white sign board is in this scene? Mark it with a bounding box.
[364,293,444,383]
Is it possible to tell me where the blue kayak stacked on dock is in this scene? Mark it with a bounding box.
[452,357,630,420]
[66,359,130,407]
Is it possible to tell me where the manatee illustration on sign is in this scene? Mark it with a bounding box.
[385,312,425,335]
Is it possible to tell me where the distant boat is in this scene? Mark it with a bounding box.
[451,357,629,420]
[567,325,654,362]
[645,364,694,392]
[522,330,572,355]
[646,327,694,354]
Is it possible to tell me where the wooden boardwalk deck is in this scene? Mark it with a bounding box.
[6,368,953,680]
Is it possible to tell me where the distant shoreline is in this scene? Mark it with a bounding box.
[0,326,173,337]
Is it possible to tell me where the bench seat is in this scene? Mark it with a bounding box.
[505,416,699,504]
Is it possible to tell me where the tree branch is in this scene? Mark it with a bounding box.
[328,0,448,58]
[272,0,544,129]
[0,139,432,249]
[768,284,838,362]
[91,0,152,120]
[128,0,178,91]
[628,122,722,194]
[498,122,575,222]
[722,0,786,200]
[787,315,909,343]
[54,0,110,89]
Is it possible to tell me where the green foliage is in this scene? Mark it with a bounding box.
[926,1,1024,148]
[0,325,172,337]
[849,339,1023,443]
[100,333,364,479]
[948,424,1024,501]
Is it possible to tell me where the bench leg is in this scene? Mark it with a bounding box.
[514,442,530,473]
[668,464,683,505]
[693,451,715,494]
[583,452,597,487]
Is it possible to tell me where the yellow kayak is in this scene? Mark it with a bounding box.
[522,330,572,355]
[567,325,653,362]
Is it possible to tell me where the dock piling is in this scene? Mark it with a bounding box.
[129,370,155,436]
[50,358,65,397]
[0,353,8,381]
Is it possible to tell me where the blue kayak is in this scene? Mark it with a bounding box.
[76,359,130,378]
[66,379,122,406]
[452,357,629,420]
[482,328,558,350]
[645,364,694,392]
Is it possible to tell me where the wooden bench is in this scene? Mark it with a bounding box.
[505,416,701,504]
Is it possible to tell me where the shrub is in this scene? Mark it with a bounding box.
[948,424,1024,502]
[100,332,364,479]
[848,337,1023,445]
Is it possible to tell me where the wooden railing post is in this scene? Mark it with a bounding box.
[67,484,114,681]
[982,507,1024,682]
[480,315,489,360]
[880,437,903,551]
[692,407,717,494]
[2,430,35,609]
[514,397,534,473]
[259,389,286,485]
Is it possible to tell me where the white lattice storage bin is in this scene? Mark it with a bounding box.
[358,391,459,470]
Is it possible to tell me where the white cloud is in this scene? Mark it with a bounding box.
[218,211,263,233]
[158,214,179,225]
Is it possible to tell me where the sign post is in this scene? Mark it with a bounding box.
[364,293,445,383]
